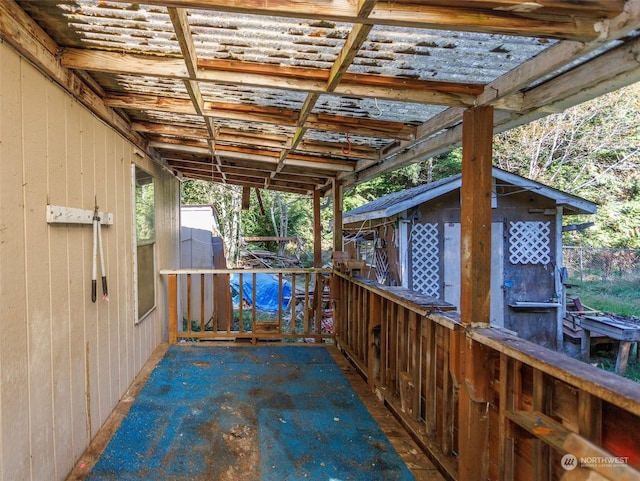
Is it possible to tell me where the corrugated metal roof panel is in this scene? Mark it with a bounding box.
[116,74,190,98]
[190,10,350,68]
[313,95,446,123]
[199,83,307,111]
[302,129,389,150]
[59,1,181,56]
[351,26,555,83]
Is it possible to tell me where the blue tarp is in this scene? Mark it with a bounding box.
[230,272,292,311]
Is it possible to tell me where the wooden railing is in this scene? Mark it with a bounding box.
[332,271,640,481]
[161,268,332,343]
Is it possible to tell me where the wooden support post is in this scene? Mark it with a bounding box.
[241,186,251,210]
[186,274,192,335]
[581,328,591,360]
[458,338,492,480]
[314,274,324,337]
[457,105,494,481]
[313,189,322,268]
[333,179,343,253]
[616,341,633,375]
[200,273,205,332]
[255,188,265,216]
[555,206,564,350]
[168,274,178,344]
[460,105,493,328]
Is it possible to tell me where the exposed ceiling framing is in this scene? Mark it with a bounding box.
[3,0,640,195]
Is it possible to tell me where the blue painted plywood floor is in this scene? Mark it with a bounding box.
[85,344,416,481]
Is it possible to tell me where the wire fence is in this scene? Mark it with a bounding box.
[563,246,640,283]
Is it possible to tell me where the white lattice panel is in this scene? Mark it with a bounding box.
[509,221,551,265]
[411,223,440,298]
[374,248,389,284]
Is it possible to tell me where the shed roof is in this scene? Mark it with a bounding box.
[343,167,598,224]
[4,1,640,195]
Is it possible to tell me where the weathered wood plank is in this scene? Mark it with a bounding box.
[578,391,602,445]
[423,320,437,435]
[104,0,611,40]
[441,328,454,456]
[582,316,640,342]
[533,370,551,481]
[506,410,640,480]
[498,355,515,480]
[471,327,640,417]
[368,292,382,388]
[334,272,456,317]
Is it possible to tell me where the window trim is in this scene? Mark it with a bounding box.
[132,164,156,324]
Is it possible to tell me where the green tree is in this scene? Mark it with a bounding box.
[344,148,462,210]
[242,190,315,256]
[493,83,640,248]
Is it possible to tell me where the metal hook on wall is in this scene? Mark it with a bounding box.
[341,132,352,155]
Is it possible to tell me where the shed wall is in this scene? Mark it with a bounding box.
[0,43,180,481]
[410,189,561,347]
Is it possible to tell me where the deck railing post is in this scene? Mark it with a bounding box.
[168,273,178,344]
[367,291,381,390]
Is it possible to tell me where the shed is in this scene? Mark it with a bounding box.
[342,167,597,349]
[181,204,222,269]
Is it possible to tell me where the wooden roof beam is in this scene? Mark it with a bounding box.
[216,158,337,179]
[283,158,355,173]
[368,4,603,41]
[296,139,379,161]
[131,121,208,139]
[377,1,624,19]
[172,169,314,194]
[62,49,479,107]
[306,114,416,140]
[107,92,415,141]
[133,121,294,150]
[105,0,613,40]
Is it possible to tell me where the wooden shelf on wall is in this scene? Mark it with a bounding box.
[509,301,561,310]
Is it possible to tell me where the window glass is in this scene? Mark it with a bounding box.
[134,165,155,321]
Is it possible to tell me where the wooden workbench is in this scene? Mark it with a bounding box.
[581,315,640,375]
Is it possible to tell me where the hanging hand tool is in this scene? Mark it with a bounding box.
[92,199,109,303]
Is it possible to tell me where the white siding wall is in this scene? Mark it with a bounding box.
[0,43,180,481]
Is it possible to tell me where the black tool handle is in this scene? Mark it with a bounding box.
[102,276,108,298]
[92,280,97,303]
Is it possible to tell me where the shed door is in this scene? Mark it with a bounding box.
[443,223,504,327]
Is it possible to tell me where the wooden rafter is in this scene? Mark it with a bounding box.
[105,0,616,40]
[62,50,481,107]
[4,0,637,195]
